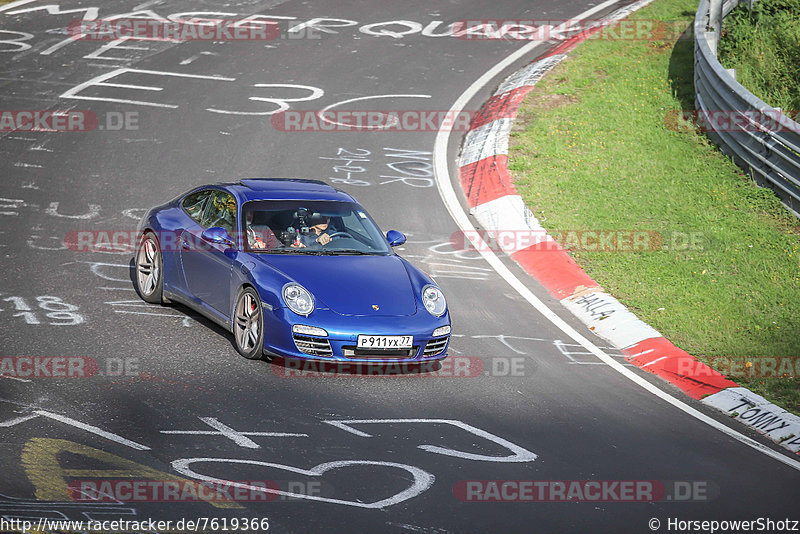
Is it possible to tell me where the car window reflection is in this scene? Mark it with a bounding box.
[241,200,391,255]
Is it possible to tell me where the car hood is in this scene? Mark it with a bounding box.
[254,254,418,316]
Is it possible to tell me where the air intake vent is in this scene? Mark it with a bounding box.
[423,336,449,357]
[293,335,333,356]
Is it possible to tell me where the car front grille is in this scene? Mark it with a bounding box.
[341,346,418,359]
[423,336,449,357]
[293,335,333,357]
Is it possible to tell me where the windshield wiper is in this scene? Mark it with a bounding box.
[321,250,380,255]
[259,248,381,256]
[261,248,316,254]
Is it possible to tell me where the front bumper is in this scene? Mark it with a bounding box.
[262,306,450,363]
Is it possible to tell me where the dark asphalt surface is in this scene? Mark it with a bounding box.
[1,1,798,533]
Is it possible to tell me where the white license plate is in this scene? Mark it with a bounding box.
[357,335,413,349]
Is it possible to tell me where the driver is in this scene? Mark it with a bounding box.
[291,214,333,248]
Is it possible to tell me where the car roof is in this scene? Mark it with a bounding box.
[212,178,356,203]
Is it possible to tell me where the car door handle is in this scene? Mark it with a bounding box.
[182,240,191,250]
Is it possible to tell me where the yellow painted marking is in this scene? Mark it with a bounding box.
[22,438,242,509]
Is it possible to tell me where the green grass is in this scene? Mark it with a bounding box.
[508,0,800,413]
[718,0,800,110]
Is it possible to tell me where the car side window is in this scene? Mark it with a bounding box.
[200,190,236,234]
[182,190,211,223]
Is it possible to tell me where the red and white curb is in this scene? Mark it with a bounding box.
[456,1,800,454]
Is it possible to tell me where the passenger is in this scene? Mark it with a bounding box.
[245,210,278,250]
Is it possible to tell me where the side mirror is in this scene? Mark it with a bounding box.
[202,227,234,247]
[386,230,406,247]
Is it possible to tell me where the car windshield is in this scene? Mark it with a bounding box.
[241,200,392,255]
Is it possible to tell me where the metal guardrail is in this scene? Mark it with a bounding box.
[694,0,800,217]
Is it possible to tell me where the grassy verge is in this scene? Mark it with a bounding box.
[718,0,800,111]
[508,0,800,413]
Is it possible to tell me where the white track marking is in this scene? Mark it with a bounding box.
[324,419,537,462]
[45,201,101,219]
[317,94,431,129]
[641,357,669,368]
[79,261,131,282]
[61,69,235,108]
[0,414,39,426]
[114,310,185,317]
[171,458,434,509]
[99,287,135,291]
[160,417,307,448]
[0,0,36,13]
[179,51,217,65]
[0,410,151,450]
[208,83,324,115]
[432,1,800,472]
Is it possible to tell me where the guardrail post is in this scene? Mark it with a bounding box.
[707,0,723,54]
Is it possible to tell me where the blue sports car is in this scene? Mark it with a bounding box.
[134,178,450,363]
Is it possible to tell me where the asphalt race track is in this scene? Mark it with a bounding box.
[1,1,798,533]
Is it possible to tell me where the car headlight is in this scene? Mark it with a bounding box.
[422,284,446,317]
[283,283,314,316]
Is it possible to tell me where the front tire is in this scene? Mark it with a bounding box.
[233,287,265,360]
[135,231,163,304]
